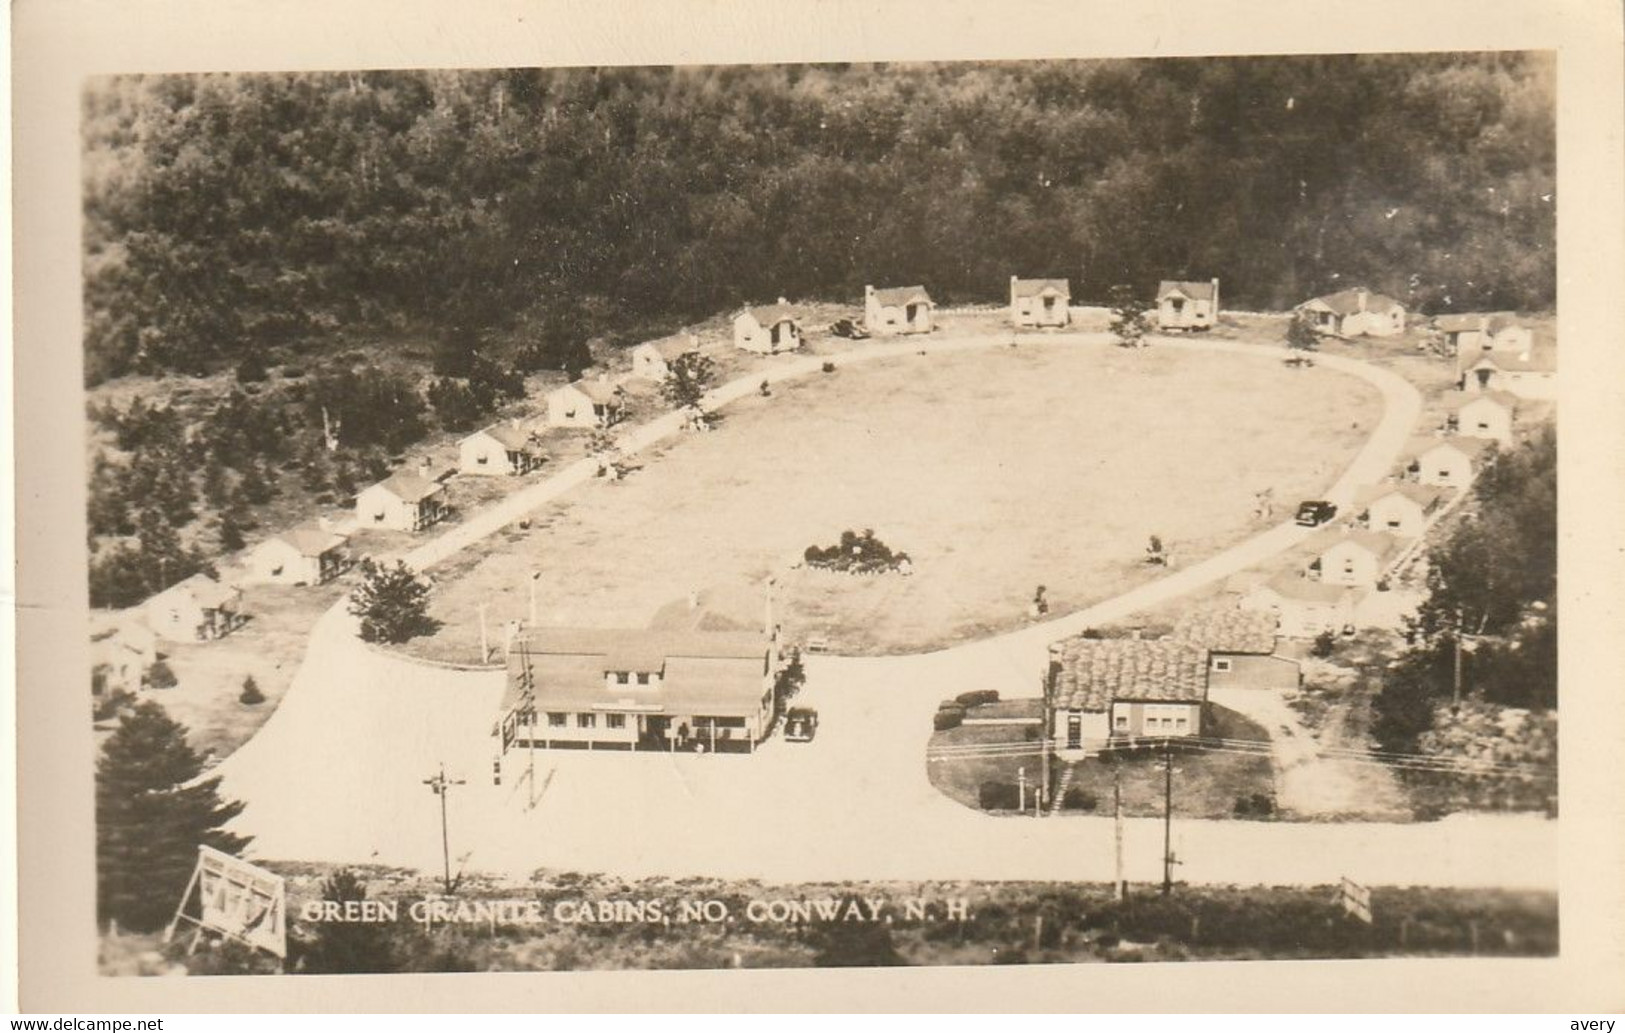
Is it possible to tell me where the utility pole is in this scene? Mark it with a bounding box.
[1018,766,1027,813]
[1162,742,1175,897]
[528,571,540,626]
[1113,756,1126,901]
[1451,606,1465,714]
[422,765,466,895]
[478,603,490,663]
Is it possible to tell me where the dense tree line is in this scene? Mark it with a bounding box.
[1374,427,1556,752]
[83,55,1555,384]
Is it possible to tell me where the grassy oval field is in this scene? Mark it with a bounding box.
[409,339,1382,660]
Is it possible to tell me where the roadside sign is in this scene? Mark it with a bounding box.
[165,845,287,959]
[1335,875,1373,924]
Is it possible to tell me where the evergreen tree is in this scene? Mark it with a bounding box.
[295,869,399,973]
[1285,312,1320,351]
[1108,285,1152,348]
[347,558,437,643]
[96,701,250,931]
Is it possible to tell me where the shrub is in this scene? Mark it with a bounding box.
[239,676,265,705]
[1311,630,1338,658]
[821,361,836,373]
[933,709,964,732]
[234,352,269,383]
[955,689,1000,708]
[146,660,177,689]
[280,365,306,379]
[1060,787,1098,812]
[979,781,1021,811]
[1234,793,1276,817]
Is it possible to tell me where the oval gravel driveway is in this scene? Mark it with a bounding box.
[214,333,1555,889]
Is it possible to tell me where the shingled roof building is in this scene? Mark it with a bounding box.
[496,626,778,755]
[1045,636,1209,753]
[246,521,353,585]
[1172,607,1301,694]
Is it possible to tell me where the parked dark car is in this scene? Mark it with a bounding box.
[784,707,819,743]
[1295,500,1338,526]
[829,317,869,340]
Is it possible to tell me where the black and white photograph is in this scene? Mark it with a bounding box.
[10,0,1625,1015]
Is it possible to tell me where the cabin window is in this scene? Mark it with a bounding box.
[577,713,597,729]
[1175,716,1189,730]
[548,712,567,728]
[476,453,489,465]
[1386,519,1401,529]
[270,564,284,577]
[372,510,385,523]
[615,672,630,685]
[1343,561,1356,574]
[1212,657,1232,673]
[636,672,651,685]
[606,714,626,729]
[1114,714,1129,729]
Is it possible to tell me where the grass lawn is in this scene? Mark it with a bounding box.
[116,578,350,760]
[926,722,1046,811]
[1061,704,1276,820]
[925,703,1274,820]
[403,339,1382,663]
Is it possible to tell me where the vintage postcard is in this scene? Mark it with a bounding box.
[11,0,1625,1014]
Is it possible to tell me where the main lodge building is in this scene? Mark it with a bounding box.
[496,626,780,754]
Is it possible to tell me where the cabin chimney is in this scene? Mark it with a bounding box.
[777,296,788,305]
[688,589,700,610]
[1211,278,1220,312]
[1356,288,1369,313]
[417,457,433,479]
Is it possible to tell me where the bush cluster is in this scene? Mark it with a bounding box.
[978,781,1021,811]
[955,689,1000,707]
[803,529,910,575]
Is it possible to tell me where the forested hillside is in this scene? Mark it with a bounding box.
[83,54,1554,384]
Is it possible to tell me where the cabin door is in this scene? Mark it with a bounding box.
[1066,712,1082,750]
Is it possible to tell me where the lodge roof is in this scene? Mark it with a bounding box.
[502,627,770,715]
[1306,527,1407,564]
[1254,571,1354,605]
[1357,482,1451,511]
[153,573,241,611]
[470,422,538,451]
[373,471,444,503]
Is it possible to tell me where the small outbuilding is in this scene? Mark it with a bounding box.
[460,421,545,477]
[1155,279,1219,331]
[146,573,245,642]
[1410,436,1495,489]
[1358,483,1451,538]
[1295,288,1406,338]
[1240,573,1360,640]
[632,333,701,380]
[355,465,449,532]
[90,614,159,696]
[734,301,802,354]
[1307,528,1406,589]
[1434,313,1532,356]
[1009,277,1071,328]
[547,376,626,429]
[1446,390,1517,445]
[863,285,934,335]
[246,522,353,586]
[1458,344,1556,400]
